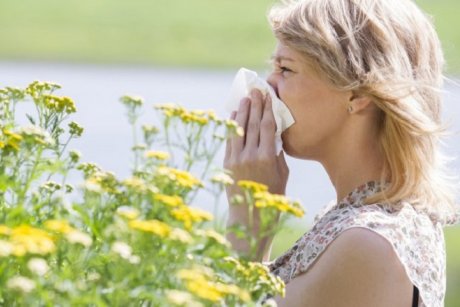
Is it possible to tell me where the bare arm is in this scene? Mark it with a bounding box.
[275,228,414,307]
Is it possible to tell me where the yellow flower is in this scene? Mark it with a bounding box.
[128,219,171,237]
[171,207,213,230]
[237,180,268,193]
[154,194,185,207]
[184,278,223,302]
[10,225,55,256]
[120,95,143,107]
[68,121,84,137]
[84,171,119,194]
[177,267,221,302]
[177,266,249,302]
[25,81,61,99]
[156,166,203,189]
[142,124,159,135]
[1,129,23,152]
[154,103,186,118]
[254,192,305,217]
[249,262,285,296]
[215,284,250,302]
[42,94,76,114]
[44,220,75,234]
[116,206,140,220]
[205,110,219,122]
[44,221,92,248]
[144,150,170,161]
[225,119,244,137]
[0,225,11,235]
[123,176,146,192]
[180,111,209,125]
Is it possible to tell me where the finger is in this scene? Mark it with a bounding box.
[225,111,237,161]
[245,89,264,148]
[278,151,289,180]
[259,94,276,154]
[231,98,251,156]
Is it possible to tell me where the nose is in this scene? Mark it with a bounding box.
[266,72,279,97]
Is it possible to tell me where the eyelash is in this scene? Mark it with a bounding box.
[270,60,293,75]
[279,66,292,74]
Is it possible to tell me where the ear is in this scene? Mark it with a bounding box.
[348,91,373,114]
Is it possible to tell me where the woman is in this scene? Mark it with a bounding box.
[224,0,459,306]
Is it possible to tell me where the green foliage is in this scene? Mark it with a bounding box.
[0,0,277,69]
[416,0,460,74]
[0,82,310,305]
[445,226,460,307]
[0,0,458,72]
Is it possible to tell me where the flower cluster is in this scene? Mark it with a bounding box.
[144,150,170,161]
[0,82,307,305]
[0,128,23,152]
[238,180,269,193]
[156,104,219,125]
[41,94,76,114]
[155,166,203,190]
[177,266,250,302]
[0,225,55,256]
[25,81,61,100]
[254,192,305,218]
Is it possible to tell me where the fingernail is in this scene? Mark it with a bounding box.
[239,98,249,107]
[250,88,259,98]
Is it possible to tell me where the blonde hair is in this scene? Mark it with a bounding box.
[269,0,459,224]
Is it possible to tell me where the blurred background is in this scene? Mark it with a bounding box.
[0,0,459,304]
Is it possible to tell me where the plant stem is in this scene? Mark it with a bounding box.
[17,147,43,206]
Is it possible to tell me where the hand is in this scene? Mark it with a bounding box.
[224,88,289,197]
[224,89,289,260]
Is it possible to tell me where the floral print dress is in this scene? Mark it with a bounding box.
[266,181,458,307]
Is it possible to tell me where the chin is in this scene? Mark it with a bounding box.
[282,140,302,159]
[281,136,319,161]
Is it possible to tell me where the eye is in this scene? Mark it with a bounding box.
[279,66,292,75]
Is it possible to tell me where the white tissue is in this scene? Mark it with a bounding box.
[226,68,295,154]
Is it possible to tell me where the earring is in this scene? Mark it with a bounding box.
[347,106,353,113]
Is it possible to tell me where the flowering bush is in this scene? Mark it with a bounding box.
[0,82,304,306]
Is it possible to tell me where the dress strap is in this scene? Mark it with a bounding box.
[412,286,419,307]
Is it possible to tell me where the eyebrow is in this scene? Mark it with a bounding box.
[270,55,295,62]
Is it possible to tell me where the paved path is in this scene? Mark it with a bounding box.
[1,62,459,224]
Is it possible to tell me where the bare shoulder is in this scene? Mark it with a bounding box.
[275,227,414,307]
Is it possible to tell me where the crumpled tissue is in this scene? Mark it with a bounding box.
[226,67,295,154]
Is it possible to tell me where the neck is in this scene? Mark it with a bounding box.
[320,121,386,203]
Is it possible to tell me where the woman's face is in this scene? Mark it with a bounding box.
[267,42,351,160]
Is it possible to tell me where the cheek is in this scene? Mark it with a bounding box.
[281,96,347,157]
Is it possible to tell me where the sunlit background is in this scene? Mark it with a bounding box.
[0,0,459,304]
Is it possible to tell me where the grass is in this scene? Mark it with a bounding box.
[272,224,460,306]
[0,0,277,69]
[445,226,460,307]
[0,0,459,73]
